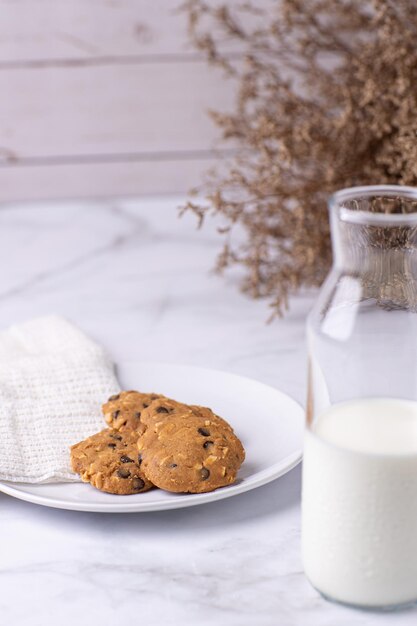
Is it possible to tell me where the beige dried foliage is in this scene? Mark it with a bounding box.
[180,0,417,316]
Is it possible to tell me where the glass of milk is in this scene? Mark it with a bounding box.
[303,185,417,609]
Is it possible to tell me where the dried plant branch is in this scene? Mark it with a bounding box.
[180,0,417,316]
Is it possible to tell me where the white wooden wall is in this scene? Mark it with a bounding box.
[0,0,244,201]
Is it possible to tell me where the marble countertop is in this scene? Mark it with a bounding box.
[0,197,415,626]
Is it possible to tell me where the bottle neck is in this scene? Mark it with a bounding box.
[331,211,416,271]
[330,213,417,309]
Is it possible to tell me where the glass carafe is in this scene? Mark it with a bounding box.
[302,185,417,610]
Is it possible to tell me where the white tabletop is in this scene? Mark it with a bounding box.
[0,197,415,625]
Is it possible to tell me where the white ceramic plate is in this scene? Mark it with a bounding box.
[0,362,304,513]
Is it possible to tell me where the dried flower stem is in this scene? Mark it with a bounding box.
[181,0,417,316]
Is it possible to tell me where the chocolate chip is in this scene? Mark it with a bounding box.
[198,428,210,437]
[134,412,141,419]
[143,403,149,408]
[120,455,133,463]
[107,443,117,449]
[138,453,143,466]
[112,410,120,419]
[200,467,210,480]
[117,468,131,479]
[108,393,120,401]
[110,434,122,441]
[156,406,170,414]
[132,477,145,491]
[169,463,178,468]
[203,440,214,449]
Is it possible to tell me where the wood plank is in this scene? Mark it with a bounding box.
[0,0,188,62]
[0,61,237,161]
[0,155,227,201]
[0,0,265,64]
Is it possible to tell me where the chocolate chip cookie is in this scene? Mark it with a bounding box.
[140,396,233,432]
[139,397,192,426]
[71,428,153,495]
[137,410,245,493]
[102,390,161,431]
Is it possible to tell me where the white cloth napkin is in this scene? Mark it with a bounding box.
[0,316,120,483]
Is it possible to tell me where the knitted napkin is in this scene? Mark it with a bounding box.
[0,316,120,483]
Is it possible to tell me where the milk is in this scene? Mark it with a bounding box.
[302,398,417,608]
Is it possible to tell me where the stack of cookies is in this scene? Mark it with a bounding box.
[70,391,245,495]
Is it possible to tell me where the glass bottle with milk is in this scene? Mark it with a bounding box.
[303,185,417,609]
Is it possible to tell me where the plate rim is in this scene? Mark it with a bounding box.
[0,362,304,513]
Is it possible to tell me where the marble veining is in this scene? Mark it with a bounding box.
[0,197,415,625]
